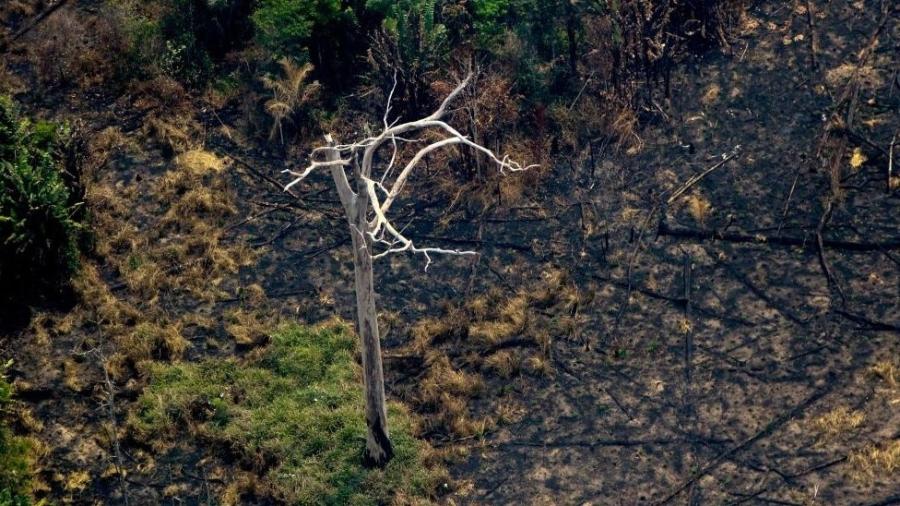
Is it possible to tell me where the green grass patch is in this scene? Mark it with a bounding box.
[0,363,32,506]
[132,321,443,505]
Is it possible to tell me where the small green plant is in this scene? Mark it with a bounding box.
[132,321,443,505]
[0,362,32,506]
[0,96,82,304]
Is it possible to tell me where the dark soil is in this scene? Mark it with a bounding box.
[1,0,898,505]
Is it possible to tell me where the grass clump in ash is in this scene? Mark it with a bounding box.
[0,366,33,506]
[131,320,444,505]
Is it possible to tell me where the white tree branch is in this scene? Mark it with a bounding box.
[285,73,536,269]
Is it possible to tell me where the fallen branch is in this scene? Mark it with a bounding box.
[815,200,846,305]
[655,384,834,505]
[0,0,71,51]
[834,309,900,332]
[659,220,900,252]
[667,147,741,204]
[496,437,678,449]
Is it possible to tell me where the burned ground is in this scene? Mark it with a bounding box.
[0,0,898,505]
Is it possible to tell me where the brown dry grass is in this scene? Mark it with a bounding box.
[684,193,714,225]
[871,361,898,389]
[404,266,580,439]
[225,308,272,348]
[46,132,257,386]
[27,7,126,89]
[848,440,900,482]
[809,406,865,437]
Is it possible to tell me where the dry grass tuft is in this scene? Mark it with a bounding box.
[411,316,460,353]
[467,292,528,345]
[684,193,714,225]
[420,356,483,403]
[483,351,518,378]
[871,361,898,389]
[848,439,900,482]
[144,115,203,156]
[174,149,226,175]
[809,406,865,437]
[225,309,271,348]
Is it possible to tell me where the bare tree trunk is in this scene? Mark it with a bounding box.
[350,222,393,467]
[323,140,393,467]
[289,80,534,467]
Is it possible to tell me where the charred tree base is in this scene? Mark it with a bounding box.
[362,419,395,469]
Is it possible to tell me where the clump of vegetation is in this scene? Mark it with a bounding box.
[0,366,32,506]
[407,268,578,439]
[131,321,444,505]
[848,439,900,482]
[0,96,82,305]
[809,406,865,437]
[261,58,321,144]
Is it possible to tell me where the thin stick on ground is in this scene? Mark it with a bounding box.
[654,384,836,505]
[888,133,896,193]
[805,0,819,70]
[667,146,741,204]
[815,199,846,306]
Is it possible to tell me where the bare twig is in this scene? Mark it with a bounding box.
[655,385,835,505]
[667,146,741,204]
[285,74,536,270]
[659,220,900,252]
[815,199,846,305]
[889,133,896,193]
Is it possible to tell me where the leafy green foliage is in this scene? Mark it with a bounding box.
[0,365,31,506]
[368,0,448,64]
[133,322,443,505]
[0,97,81,304]
[252,0,350,60]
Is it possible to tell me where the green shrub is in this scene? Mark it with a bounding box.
[0,364,32,506]
[133,321,443,505]
[367,0,448,64]
[251,0,349,61]
[0,97,82,305]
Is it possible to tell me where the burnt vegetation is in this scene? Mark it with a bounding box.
[0,0,898,504]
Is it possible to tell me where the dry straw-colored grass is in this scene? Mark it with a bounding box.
[809,406,865,437]
[406,267,579,438]
[684,193,714,225]
[848,440,900,482]
[871,361,898,389]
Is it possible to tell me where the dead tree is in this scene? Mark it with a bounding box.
[284,75,534,467]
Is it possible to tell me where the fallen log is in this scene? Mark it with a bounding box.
[658,220,900,252]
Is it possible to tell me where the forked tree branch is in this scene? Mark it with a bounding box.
[284,74,537,269]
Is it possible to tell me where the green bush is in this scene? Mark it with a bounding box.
[367,0,448,63]
[0,97,82,305]
[0,364,31,506]
[133,321,443,505]
[251,0,350,61]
